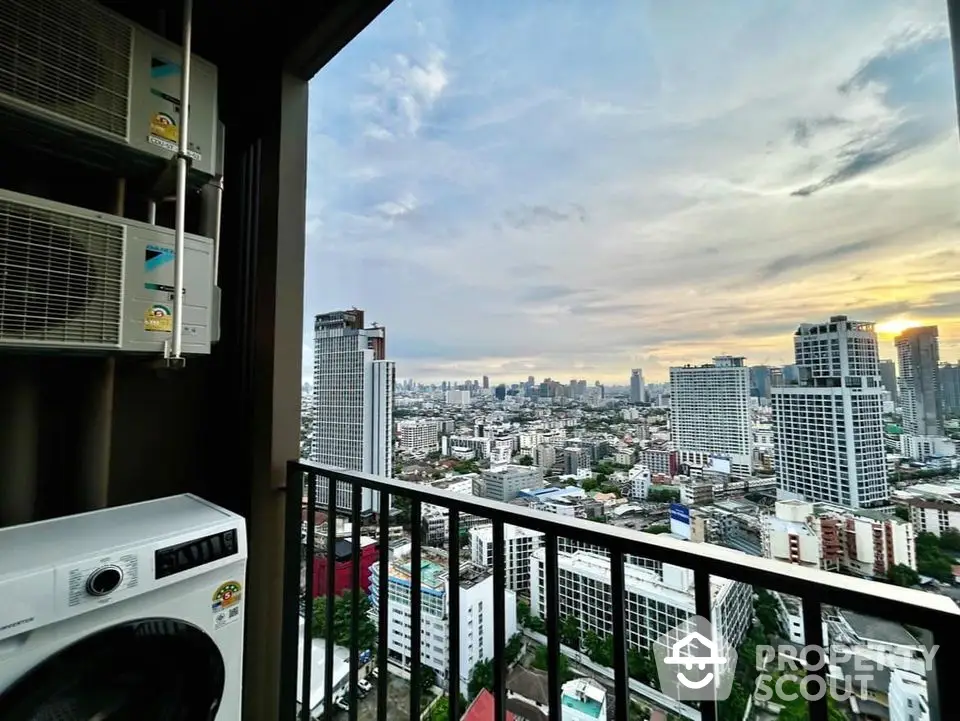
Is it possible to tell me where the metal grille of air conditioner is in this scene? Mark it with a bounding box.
[0,0,132,138]
[0,199,124,346]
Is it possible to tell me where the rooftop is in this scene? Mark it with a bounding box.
[841,610,920,648]
[463,689,516,721]
[561,679,606,719]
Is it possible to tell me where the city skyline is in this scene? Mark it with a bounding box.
[304,0,960,383]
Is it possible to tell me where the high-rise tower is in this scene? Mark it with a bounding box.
[312,309,394,512]
[895,326,943,437]
[629,368,645,403]
[669,356,752,476]
[772,316,886,508]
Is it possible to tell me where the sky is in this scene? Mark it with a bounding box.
[304,0,960,384]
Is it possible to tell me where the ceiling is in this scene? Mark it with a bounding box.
[99,0,393,80]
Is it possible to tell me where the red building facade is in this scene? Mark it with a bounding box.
[310,538,379,597]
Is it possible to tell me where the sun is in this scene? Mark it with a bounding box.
[875,318,920,336]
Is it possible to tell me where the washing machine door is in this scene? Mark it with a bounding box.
[0,618,226,720]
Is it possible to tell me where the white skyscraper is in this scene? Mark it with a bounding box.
[669,355,753,477]
[312,309,394,512]
[771,316,887,509]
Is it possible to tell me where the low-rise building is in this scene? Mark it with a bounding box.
[473,465,544,503]
[761,500,915,579]
[397,418,440,453]
[529,549,752,660]
[470,523,544,594]
[369,547,517,689]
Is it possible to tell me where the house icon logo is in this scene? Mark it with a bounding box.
[653,615,737,702]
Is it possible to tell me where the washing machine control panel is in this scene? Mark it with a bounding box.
[86,565,124,596]
[154,529,238,579]
[65,554,140,608]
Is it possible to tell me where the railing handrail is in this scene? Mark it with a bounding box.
[288,459,960,628]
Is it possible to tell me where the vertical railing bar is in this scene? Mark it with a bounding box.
[348,482,362,721]
[802,598,828,721]
[279,464,303,720]
[376,490,391,721]
[410,498,423,721]
[300,469,317,721]
[610,548,629,721]
[447,509,461,721]
[324,475,338,720]
[545,533,561,721]
[928,624,952,721]
[492,519,507,721]
[693,568,717,721]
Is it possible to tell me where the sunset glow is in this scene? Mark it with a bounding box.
[875,319,921,337]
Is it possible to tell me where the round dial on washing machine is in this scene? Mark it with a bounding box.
[86,565,124,596]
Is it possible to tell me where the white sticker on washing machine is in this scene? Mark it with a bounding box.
[212,580,243,631]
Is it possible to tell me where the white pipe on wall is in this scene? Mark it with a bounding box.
[171,0,193,362]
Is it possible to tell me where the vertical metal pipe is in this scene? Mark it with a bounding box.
[212,177,223,284]
[544,534,561,721]
[171,0,193,360]
[610,548,629,721]
[693,569,717,721]
[802,598,828,721]
[300,470,317,721]
[147,200,157,225]
[492,520,506,721]
[324,475,338,719]
[377,491,390,721]
[348,483,362,721]
[279,463,304,721]
[410,498,423,720]
[447,509,461,721]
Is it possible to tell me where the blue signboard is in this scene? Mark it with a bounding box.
[670,503,690,524]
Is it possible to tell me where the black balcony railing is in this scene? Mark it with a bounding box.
[280,460,960,721]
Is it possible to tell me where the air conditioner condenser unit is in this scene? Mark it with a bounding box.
[0,0,221,179]
[0,188,217,354]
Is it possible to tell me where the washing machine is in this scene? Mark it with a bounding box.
[0,494,247,720]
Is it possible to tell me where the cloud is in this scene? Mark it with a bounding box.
[304,0,960,382]
[791,28,954,196]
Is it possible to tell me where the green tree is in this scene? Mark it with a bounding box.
[888,563,921,587]
[560,615,581,648]
[644,525,670,534]
[453,460,480,475]
[893,505,910,521]
[429,696,449,721]
[429,695,468,721]
[581,477,600,492]
[311,591,377,652]
[505,633,524,664]
[418,666,436,695]
[718,681,748,721]
[647,487,680,503]
[468,659,493,699]
[531,645,574,682]
[753,588,785,638]
[518,455,534,466]
[940,527,960,552]
[627,646,658,688]
[916,532,955,582]
[775,677,846,721]
[517,599,531,628]
[527,613,546,634]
